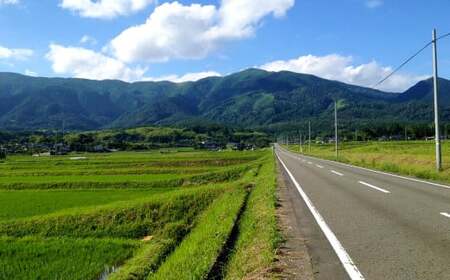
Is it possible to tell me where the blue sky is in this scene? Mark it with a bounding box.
[0,0,449,92]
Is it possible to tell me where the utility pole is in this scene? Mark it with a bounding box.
[308,121,311,153]
[432,28,442,171]
[404,126,408,141]
[335,101,339,159]
[299,131,303,153]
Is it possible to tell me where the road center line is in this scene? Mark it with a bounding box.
[276,153,365,280]
[316,164,324,168]
[440,212,450,218]
[358,181,391,194]
[331,170,344,176]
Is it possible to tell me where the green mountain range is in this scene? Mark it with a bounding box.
[0,69,448,132]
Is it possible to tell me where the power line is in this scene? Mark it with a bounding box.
[373,31,450,89]
[437,32,450,41]
[373,41,432,89]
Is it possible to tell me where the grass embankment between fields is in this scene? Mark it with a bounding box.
[0,165,251,190]
[0,186,222,238]
[284,141,450,184]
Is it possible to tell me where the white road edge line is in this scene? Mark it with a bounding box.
[278,146,450,191]
[358,181,391,194]
[440,212,450,218]
[276,153,365,280]
[316,164,324,169]
[331,170,344,176]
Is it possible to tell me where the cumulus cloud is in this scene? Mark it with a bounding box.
[46,44,146,81]
[259,54,427,92]
[0,45,33,60]
[145,71,221,83]
[45,43,220,83]
[110,0,295,63]
[0,0,19,5]
[60,0,154,19]
[366,0,383,8]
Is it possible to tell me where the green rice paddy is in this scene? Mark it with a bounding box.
[0,149,279,279]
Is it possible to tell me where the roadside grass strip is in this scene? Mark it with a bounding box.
[147,187,249,280]
[224,157,281,279]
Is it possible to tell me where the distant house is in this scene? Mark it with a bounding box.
[50,143,70,155]
[227,142,244,150]
[89,145,111,153]
[199,141,222,151]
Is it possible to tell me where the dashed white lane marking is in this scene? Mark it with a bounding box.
[440,212,450,218]
[308,161,313,165]
[316,164,324,169]
[331,170,344,176]
[276,153,365,280]
[358,181,391,194]
[278,146,450,191]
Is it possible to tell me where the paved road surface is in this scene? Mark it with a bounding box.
[275,145,450,280]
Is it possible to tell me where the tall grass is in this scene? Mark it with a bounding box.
[224,154,281,279]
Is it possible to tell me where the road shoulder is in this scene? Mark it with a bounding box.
[273,161,315,279]
[275,157,350,280]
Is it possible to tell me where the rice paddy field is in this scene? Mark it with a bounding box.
[285,140,450,184]
[0,149,279,280]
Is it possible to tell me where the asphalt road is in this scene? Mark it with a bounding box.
[275,144,450,280]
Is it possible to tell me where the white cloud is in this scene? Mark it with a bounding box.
[259,54,427,92]
[46,44,146,81]
[80,35,97,45]
[110,0,295,63]
[0,45,33,60]
[60,0,154,19]
[0,0,19,5]
[366,0,383,8]
[145,71,221,83]
[45,43,221,83]
[25,69,38,77]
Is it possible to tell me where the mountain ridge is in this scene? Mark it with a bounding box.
[0,69,448,131]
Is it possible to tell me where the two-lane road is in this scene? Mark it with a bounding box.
[275,145,450,280]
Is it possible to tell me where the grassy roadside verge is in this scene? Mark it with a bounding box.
[224,153,280,279]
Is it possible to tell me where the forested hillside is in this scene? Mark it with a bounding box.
[0,69,448,135]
